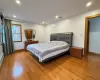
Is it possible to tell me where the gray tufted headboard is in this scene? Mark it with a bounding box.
[50,32,73,47]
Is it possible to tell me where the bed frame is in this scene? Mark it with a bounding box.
[29,32,73,63]
[50,32,73,47]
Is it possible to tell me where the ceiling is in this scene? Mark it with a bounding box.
[0,0,100,24]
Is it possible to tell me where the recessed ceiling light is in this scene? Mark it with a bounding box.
[42,22,45,24]
[55,15,59,19]
[13,15,16,18]
[16,0,21,5]
[86,1,92,7]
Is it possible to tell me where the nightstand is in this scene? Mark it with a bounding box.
[24,41,38,50]
[70,47,83,58]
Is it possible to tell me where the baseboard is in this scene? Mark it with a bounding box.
[15,49,25,52]
[89,52,100,56]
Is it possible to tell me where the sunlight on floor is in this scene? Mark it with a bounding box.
[13,63,23,77]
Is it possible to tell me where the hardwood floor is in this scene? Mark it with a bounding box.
[0,51,100,80]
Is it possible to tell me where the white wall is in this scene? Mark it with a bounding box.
[89,17,100,54]
[12,8,100,50]
[44,9,100,48]
[12,21,44,50]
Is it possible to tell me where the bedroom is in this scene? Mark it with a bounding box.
[0,0,100,80]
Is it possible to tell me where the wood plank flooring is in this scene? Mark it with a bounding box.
[0,51,100,80]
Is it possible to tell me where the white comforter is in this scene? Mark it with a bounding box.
[27,41,69,62]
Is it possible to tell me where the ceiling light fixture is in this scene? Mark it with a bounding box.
[42,22,45,24]
[55,15,59,19]
[16,0,21,5]
[13,15,16,18]
[86,1,92,7]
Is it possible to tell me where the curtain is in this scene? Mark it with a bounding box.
[3,19,15,56]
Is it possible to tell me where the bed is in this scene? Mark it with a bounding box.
[27,32,73,62]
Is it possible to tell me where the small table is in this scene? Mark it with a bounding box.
[24,40,38,50]
[70,47,83,58]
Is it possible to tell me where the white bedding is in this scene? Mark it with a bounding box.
[27,41,69,62]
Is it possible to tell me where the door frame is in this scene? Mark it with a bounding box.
[84,14,100,57]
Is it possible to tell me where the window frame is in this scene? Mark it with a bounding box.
[12,24,22,42]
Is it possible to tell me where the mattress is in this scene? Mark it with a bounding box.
[27,41,69,62]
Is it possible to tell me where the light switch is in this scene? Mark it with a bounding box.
[80,33,83,36]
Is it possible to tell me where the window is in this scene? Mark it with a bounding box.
[12,24,22,42]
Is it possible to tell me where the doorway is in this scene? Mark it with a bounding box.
[84,14,100,56]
